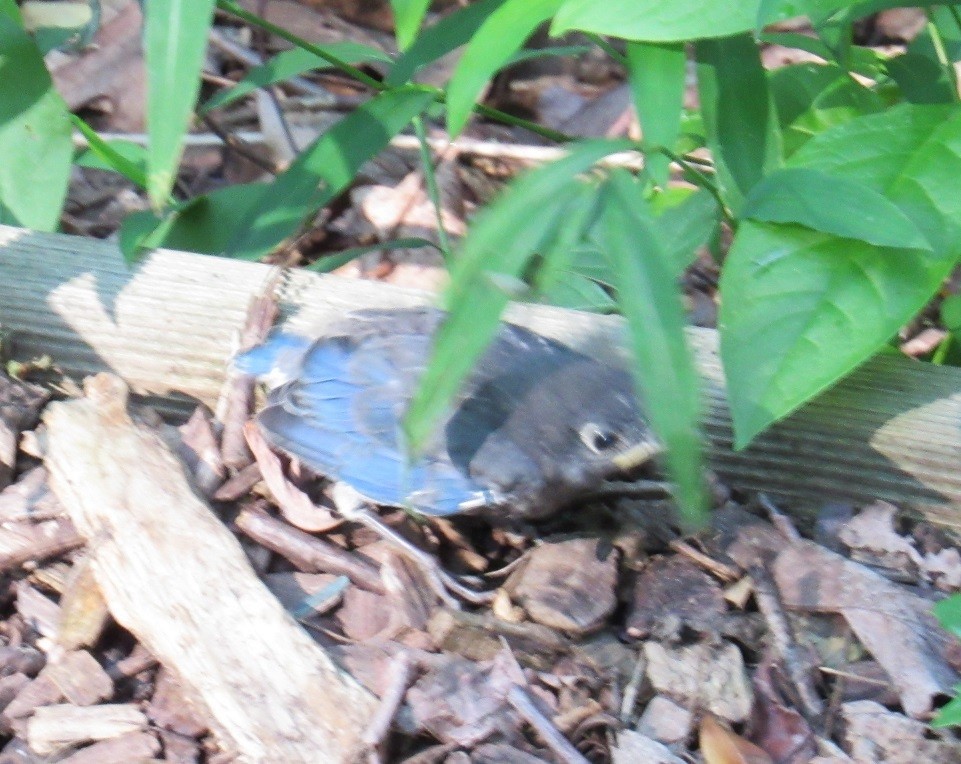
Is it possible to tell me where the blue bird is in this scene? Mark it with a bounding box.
[234,307,661,521]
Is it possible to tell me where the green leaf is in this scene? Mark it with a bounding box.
[932,693,961,728]
[72,116,148,188]
[934,595,961,637]
[756,0,861,27]
[721,105,961,447]
[0,0,21,22]
[391,0,431,50]
[226,86,435,260]
[697,34,780,207]
[144,0,217,208]
[119,183,269,262]
[537,272,616,311]
[552,0,757,41]
[0,15,71,230]
[783,73,886,156]
[626,41,686,186]
[942,295,961,333]
[599,170,705,527]
[774,66,884,155]
[404,139,634,451]
[886,52,957,106]
[742,168,932,250]
[387,0,508,85]
[201,44,391,114]
[446,0,564,137]
[651,187,719,275]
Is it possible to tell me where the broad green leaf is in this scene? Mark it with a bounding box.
[756,0,862,27]
[627,41,685,186]
[721,105,961,447]
[201,44,391,114]
[777,69,884,155]
[226,87,435,260]
[697,34,780,207]
[391,0,431,50]
[552,0,757,41]
[887,53,957,106]
[72,116,148,188]
[387,0,508,85]
[651,187,719,275]
[405,139,633,450]
[144,0,216,208]
[0,0,21,22]
[0,15,71,230]
[119,183,268,262]
[898,12,961,105]
[446,0,563,137]
[743,168,931,250]
[769,63,852,128]
[599,170,705,527]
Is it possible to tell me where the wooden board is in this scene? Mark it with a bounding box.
[2,224,961,530]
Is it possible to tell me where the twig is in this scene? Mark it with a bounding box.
[668,539,741,582]
[329,483,494,607]
[358,652,414,753]
[235,507,385,594]
[751,564,825,723]
[507,685,590,764]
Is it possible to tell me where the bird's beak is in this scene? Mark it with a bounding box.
[611,440,661,471]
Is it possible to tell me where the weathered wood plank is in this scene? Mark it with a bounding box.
[2,225,961,530]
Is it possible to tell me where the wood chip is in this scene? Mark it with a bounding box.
[42,374,377,762]
[26,703,147,756]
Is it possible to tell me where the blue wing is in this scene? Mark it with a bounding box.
[257,336,494,515]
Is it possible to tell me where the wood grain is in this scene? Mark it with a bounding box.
[42,373,377,762]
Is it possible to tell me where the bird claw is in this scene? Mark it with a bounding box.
[328,482,495,608]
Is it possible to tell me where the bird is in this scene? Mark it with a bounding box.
[233,306,661,521]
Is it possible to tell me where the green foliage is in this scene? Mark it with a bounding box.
[143,0,217,208]
[8,0,961,525]
[933,595,961,726]
[0,13,71,231]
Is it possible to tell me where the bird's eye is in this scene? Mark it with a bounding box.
[579,424,621,453]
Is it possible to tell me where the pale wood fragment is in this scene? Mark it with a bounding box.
[26,703,146,755]
[41,373,377,762]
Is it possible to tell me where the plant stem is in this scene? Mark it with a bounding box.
[412,116,453,261]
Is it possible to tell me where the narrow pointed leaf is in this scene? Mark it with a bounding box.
[202,44,391,114]
[391,0,431,50]
[405,140,633,450]
[697,34,780,206]
[600,170,705,527]
[627,41,686,186]
[446,0,564,137]
[226,87,435,260]
[72,115,148,188]
[387,0,508,85]
[144,0,216,208]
